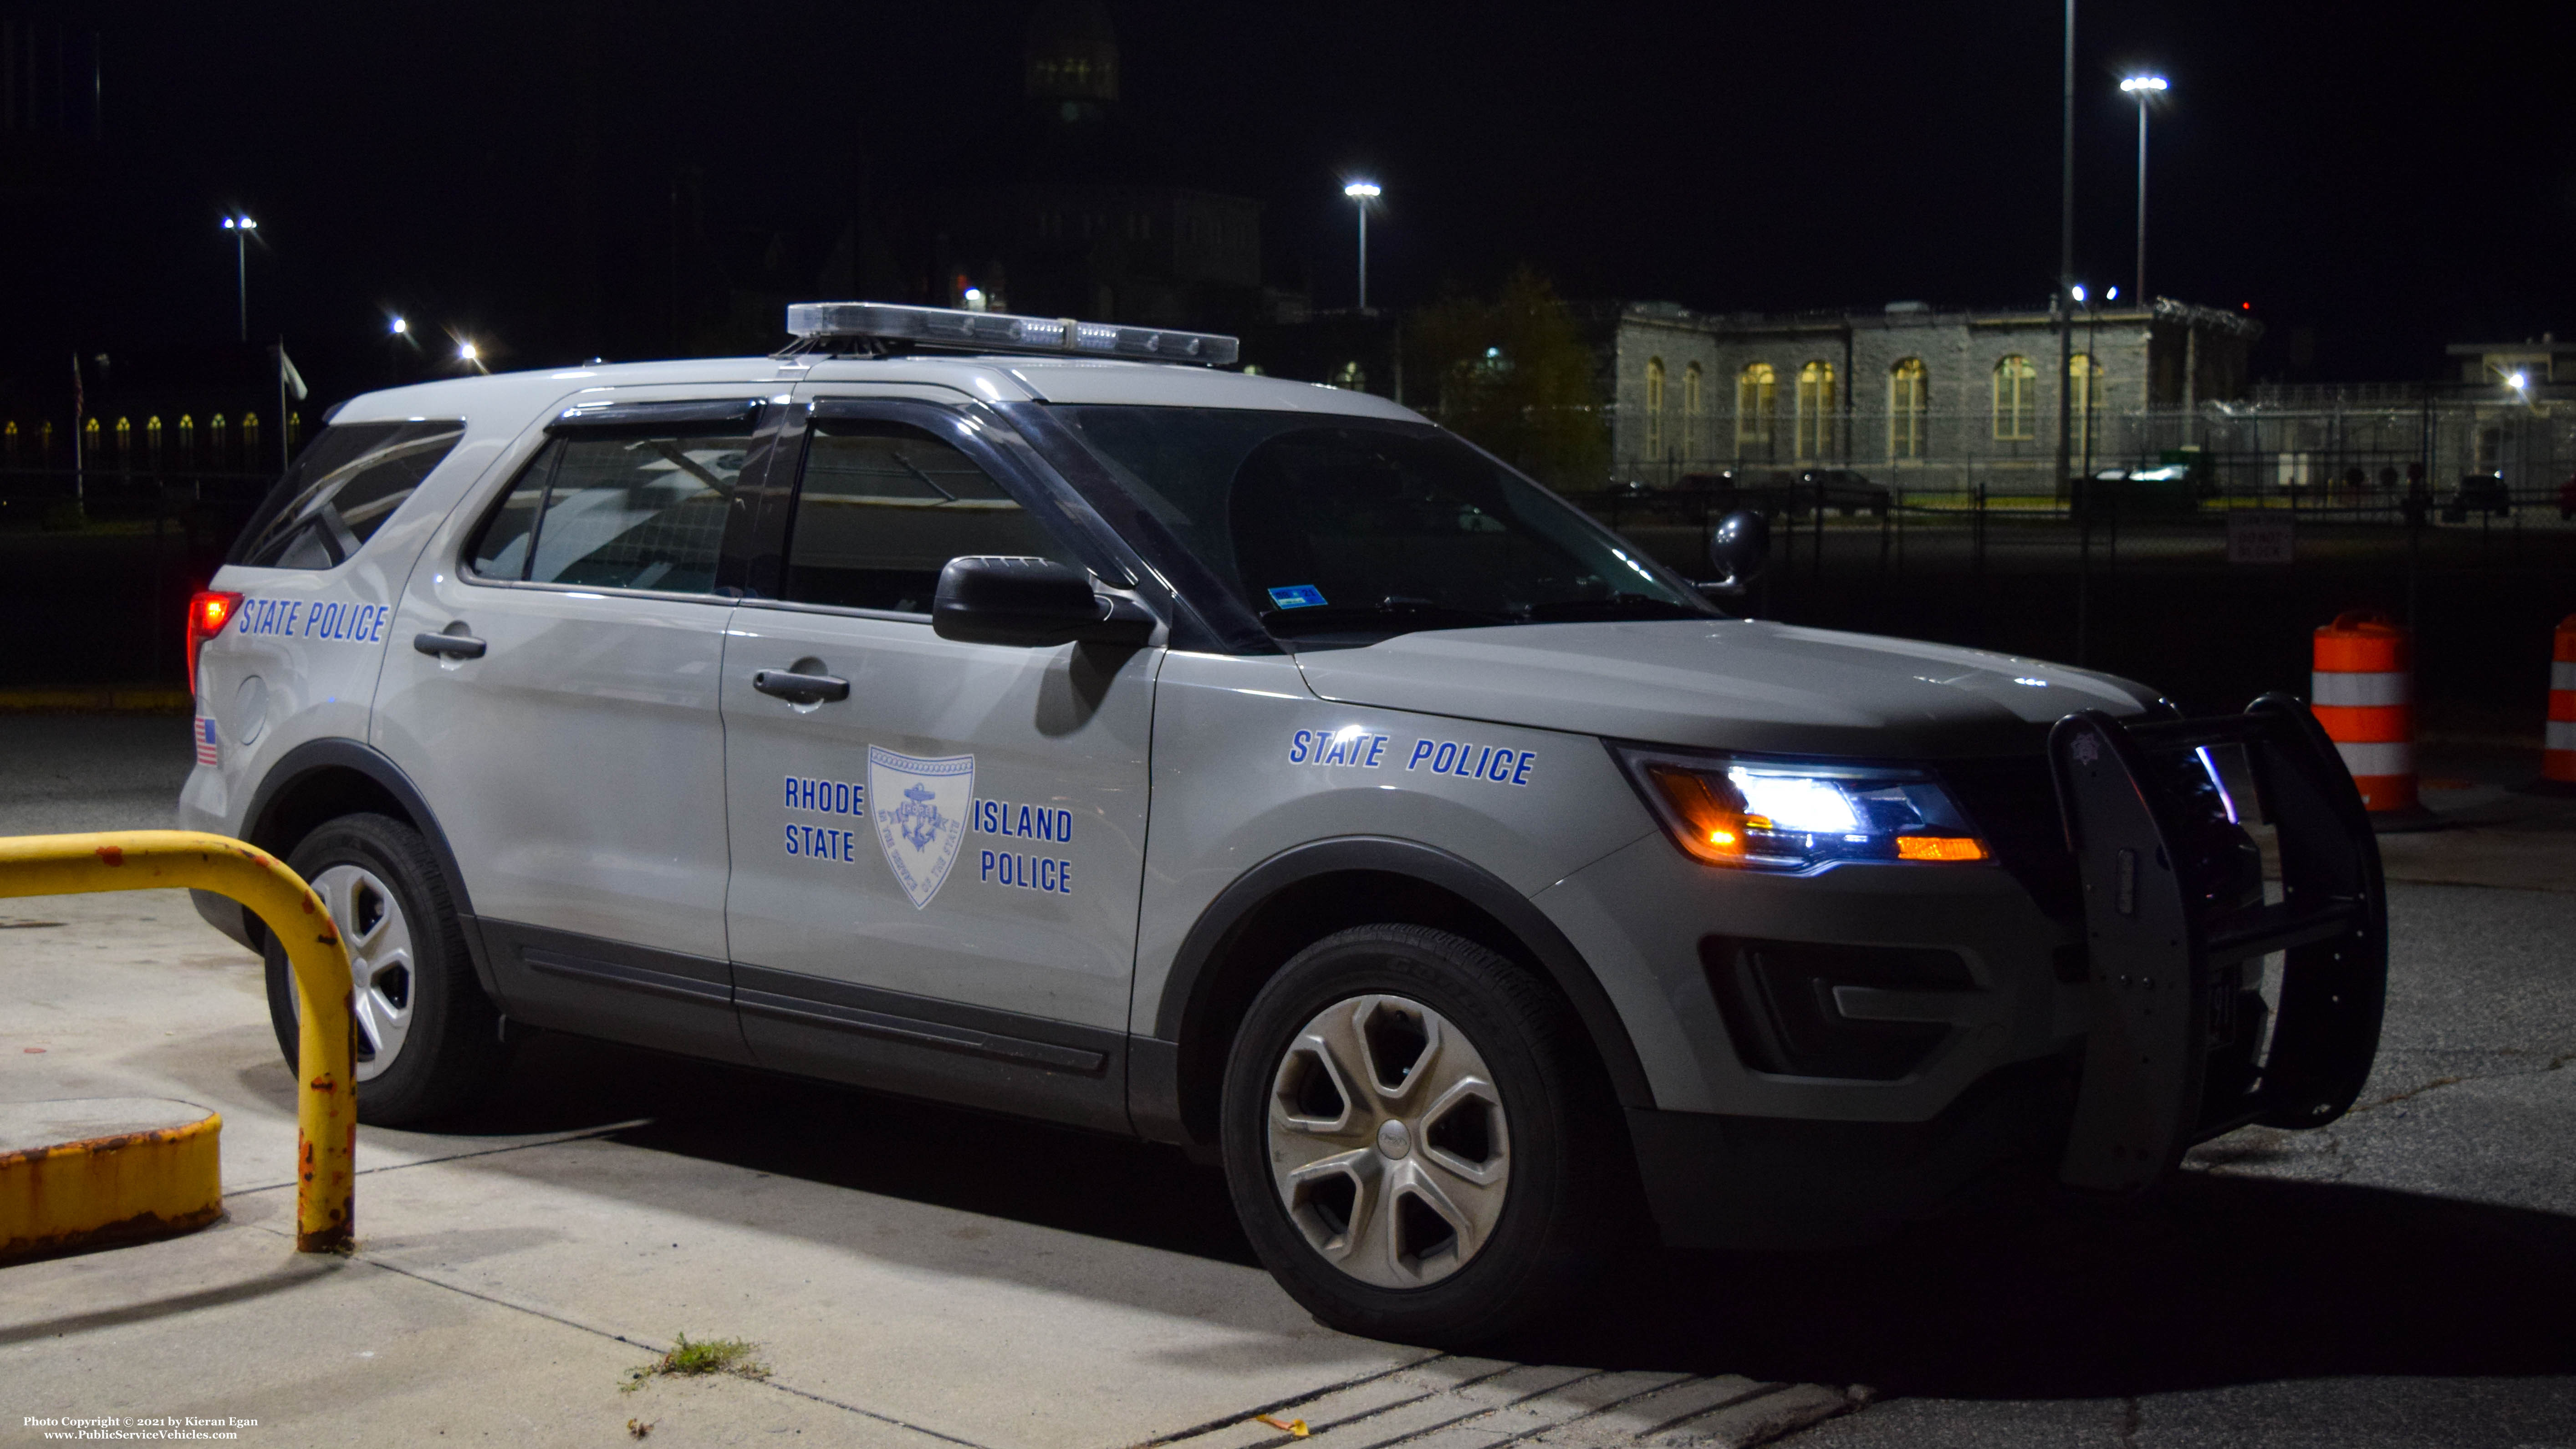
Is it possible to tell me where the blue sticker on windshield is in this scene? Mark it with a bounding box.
[1268,585,1327,610]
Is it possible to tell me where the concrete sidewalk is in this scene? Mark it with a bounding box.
[0,889,1858,1449]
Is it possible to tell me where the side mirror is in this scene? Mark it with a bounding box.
[932,556,1154,648]
[1702,510,1770,595]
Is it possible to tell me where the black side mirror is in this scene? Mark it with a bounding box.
[1702,510,1770,595]
[932,556,1154,648]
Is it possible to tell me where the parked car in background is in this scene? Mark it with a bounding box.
[2443,471,2513,521]
[1663,468,1888,518]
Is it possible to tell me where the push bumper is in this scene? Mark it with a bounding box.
[2049,693,2387,1191]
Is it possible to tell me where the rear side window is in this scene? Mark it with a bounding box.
[780,419,1079,614]
[229,421,465,569]
[468,424,755,594]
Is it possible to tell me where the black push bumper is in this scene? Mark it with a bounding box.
[2049,694,2387,1192]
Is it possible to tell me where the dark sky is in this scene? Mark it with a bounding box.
[9,0,2574,403]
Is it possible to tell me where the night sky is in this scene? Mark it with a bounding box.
[9,0,2573,403]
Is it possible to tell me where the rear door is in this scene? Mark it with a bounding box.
[374,393,780,1061]
[718,394,1159,1128]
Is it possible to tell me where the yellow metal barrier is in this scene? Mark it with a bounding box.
[0,831,356,1251]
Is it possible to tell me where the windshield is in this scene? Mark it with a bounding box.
[1050,406,1715,642]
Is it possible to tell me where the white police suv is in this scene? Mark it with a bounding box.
[184,302,2387,1343]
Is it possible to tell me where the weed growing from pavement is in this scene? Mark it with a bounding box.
[622,1333,770,1391]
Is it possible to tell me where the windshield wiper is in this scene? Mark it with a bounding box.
[1523,593,1710,622]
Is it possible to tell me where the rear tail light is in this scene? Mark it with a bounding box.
[186,590,243,695]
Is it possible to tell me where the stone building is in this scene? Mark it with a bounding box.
[1579,299,2262,493]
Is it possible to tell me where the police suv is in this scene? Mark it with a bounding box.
[184,302,2386,1343]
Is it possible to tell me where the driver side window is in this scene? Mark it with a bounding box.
[780,418,1080,614]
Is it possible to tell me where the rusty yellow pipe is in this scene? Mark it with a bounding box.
[0,830,355,1251]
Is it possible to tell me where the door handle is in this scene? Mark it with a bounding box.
[753,669,850,704]
[413,632,487,659]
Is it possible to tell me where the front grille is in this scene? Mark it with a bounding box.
[1937,755,2083,923]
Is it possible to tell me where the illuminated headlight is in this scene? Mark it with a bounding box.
[1613,746,1990,872]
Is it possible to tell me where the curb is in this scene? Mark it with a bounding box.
[0,689,192,714]
[0,1098,224,1265]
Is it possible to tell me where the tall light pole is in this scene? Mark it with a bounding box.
[1343,181,1381,312]
[2056,0,2077,659]
[221,215,258,342]
[2121,75,2167,306]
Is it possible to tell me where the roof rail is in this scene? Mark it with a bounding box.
[780,301,1240,367]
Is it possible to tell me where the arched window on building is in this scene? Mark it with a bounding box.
[2,420,15,465]
[1328,360,1367,392]
[1992,355,2036,440]
[1795,361,1835,460]
[209,414,227,467]
[242,413,261,459]
[1682,363,1704,463]
[1644,357,1666,459]
[2069,354,2102,461]
[1889,359,1927,460]
[147,416,163,465]
[1736,363,1776,451]
[177,415,194,463]
[114,417,131,465]
[288,411,301,453]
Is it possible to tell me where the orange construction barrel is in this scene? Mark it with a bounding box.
[2312,610,2416,812]
[2547,615,2576,785]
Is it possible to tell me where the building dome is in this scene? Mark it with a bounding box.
[1025,0,1118,106]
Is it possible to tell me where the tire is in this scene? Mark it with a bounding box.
[262,813,509,1126]
[1219,924,1627,1345]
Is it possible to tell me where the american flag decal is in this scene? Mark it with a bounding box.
[194,716,220,767]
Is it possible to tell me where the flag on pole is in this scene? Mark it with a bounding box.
[274,343,309,402]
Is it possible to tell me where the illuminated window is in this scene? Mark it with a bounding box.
[1992,355,2036,440]
[2,420,15,463]
[1889,359,1927,459]
[1735,363,1776,446]
[242,413,260,457]
[114,417,131,459]
[1795,361,1834,459]
[147,416,163,463]
[1683,363,1704,459]
[1328,360,1367,392]
[178,415,194,458]
[1645,357,1666,458]
[2069,354,2101,457]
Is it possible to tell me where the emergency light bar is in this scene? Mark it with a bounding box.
[784,301,1240,367]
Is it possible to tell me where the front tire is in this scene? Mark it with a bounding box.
[1220,925,1625,1345]
[262,813,509,1126]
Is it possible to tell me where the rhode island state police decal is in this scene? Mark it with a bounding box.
[867,745,974,908]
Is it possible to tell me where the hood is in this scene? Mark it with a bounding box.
[1292,620,2163,759]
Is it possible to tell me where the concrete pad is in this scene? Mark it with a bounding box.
[0,1096,222,1262]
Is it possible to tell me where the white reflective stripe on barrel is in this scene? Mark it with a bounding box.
[2311,670,2413,707]
[2548,720,2576,751]
[2552,660,2576,691]
[2335,740,2416,777]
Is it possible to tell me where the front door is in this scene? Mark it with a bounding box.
[719,396,1158,1129]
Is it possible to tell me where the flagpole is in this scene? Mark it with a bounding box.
[70,352,85,517]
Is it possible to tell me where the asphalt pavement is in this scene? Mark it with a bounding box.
[1,716,2571,1448]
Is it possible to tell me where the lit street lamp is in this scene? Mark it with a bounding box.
[2120,75,2168,305]
[457,339,485,374]
[1343,180,1381,312]
[221,214,258,342]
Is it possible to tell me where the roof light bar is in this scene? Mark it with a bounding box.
[784,301,1240,367]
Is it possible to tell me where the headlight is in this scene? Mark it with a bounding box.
[1612,746,1990,872]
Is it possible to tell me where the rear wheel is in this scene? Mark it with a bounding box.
[262,813,509,1126]
[1220,924,1625,1345]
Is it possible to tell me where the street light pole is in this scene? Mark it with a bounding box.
[2056,0,2077,659]
[1343,181,1381,312]
[221,215,258,342]
[2121,75,2168,304]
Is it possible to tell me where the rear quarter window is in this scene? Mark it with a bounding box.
[229,421,467,570]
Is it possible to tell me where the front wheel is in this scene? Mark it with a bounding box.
[1220,925,1627,1345]
[262,813,509,1126]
